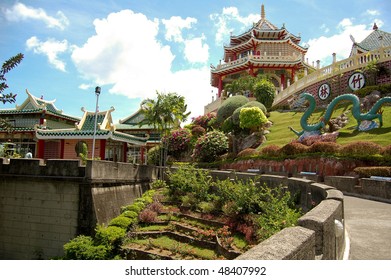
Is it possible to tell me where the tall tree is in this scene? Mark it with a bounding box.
[0,53,24,131]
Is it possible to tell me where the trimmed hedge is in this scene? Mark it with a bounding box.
[354,166,391,178]
[339,141,382,157]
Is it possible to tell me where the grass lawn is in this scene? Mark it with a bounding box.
[264,105,391,148]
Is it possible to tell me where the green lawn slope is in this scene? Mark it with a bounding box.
[264,105,391,148]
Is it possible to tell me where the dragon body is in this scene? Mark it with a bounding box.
[290,92,391,136]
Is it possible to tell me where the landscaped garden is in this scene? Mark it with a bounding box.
[62,165,302,260]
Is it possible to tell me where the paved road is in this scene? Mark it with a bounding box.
[344,195,391,260]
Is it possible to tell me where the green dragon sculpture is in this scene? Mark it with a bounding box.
[289,92,391,137]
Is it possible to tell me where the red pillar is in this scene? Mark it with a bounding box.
[37,140,45,159]
[281,73,285,90]
[60,139,65,159]
[100,139,106,160]
[218,76,223,97]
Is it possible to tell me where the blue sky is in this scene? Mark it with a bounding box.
[1,0,390,123]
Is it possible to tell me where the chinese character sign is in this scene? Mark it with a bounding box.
[318,83,331,100]
[348,72,365,91]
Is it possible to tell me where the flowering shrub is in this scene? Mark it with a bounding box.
[192,130,228,162]
[260,145,281,157]
[191,125,206,137]
[339,141,382,157]
[191,112,216,130]
[164,128,191,157]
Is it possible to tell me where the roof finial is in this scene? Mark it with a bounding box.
[261,4,265,20]
[373,22,378,30]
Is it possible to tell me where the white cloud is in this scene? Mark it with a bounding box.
[184,35,209,64]
[366,9,380,16]
[162,16,197,42]
[72,9,211,119]
[26,36,69,71]
[305,18,372,67]
[210,7,259,45]
[3,3,69,30]
[79,84,93,90]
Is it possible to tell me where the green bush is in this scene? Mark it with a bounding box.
[121,210,139,220]
[239,107,268,130]
[151,179,168,189]
[355,83,391,97]
[216,95,249,124]
[232,101,267,125]
[192,130,229,162]
[166,165,212,203]
[121,201,145,214]
[339,141,382,157]
[63,235,108,260]
[147,145,162,165]
[108,216,133,229]
[253,77,275,109]
[381,145,391,157]
[95,225,126,248]
[353,166,391,178]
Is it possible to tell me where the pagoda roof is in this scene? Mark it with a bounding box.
[35,106,148,145]
[350,25,391,55]
[0,89,80,122]
[117,107,156,130]
[227,5,303,48]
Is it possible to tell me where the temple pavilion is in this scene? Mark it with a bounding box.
[350,23,391,56]
[0,89,151,163]
[210,4,312,99]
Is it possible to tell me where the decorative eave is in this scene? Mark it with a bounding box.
[76,107,115,131]
[224,37,308,60]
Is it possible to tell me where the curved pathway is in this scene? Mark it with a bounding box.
[344,196,391,259]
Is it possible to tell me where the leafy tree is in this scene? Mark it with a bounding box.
[140,91,190,167]
[253,77,275,109]
[239,107,268,131]
[0,53,24,131]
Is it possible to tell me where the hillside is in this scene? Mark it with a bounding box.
[263,105,391,147]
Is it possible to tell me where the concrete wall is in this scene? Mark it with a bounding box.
[0,158,157,259]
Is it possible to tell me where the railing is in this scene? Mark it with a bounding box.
[272,46,391,106]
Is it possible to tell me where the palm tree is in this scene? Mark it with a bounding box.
[140,91,190,170]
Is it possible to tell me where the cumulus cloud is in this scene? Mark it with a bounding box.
[3,2,69,30]
[210,7,259,45]
[365,9,380,16]
[26,36,70,71]
[184,35,209,64]
[304,18,372,67]
[162,16,197,42]
[72,9,211,119]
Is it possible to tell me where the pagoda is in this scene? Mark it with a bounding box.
[210,4,311,98]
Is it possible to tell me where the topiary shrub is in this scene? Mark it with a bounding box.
[260,145,281,157]
[232,101,267,125]
[309,142,341,154]
[339,141,382,157]
[121,201,145,214]
[63,235,108,260]
[280,142,309,156]
[239,107,268,130]
[192,130,229,162]
[237,148,258,158]
[216,95,249,124]
[108,216,133,229]
[95,225,126,249]
[353,166,391,178]
[253,77,275,109]
[121,211,139,220]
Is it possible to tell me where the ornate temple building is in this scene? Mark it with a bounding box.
[350,23,391,56]
[0,90,154,163]
[210,4,312,99]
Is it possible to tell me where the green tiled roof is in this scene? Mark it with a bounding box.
[357,29,391,51]
[36,129,110,137]
[81,114,105,130]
